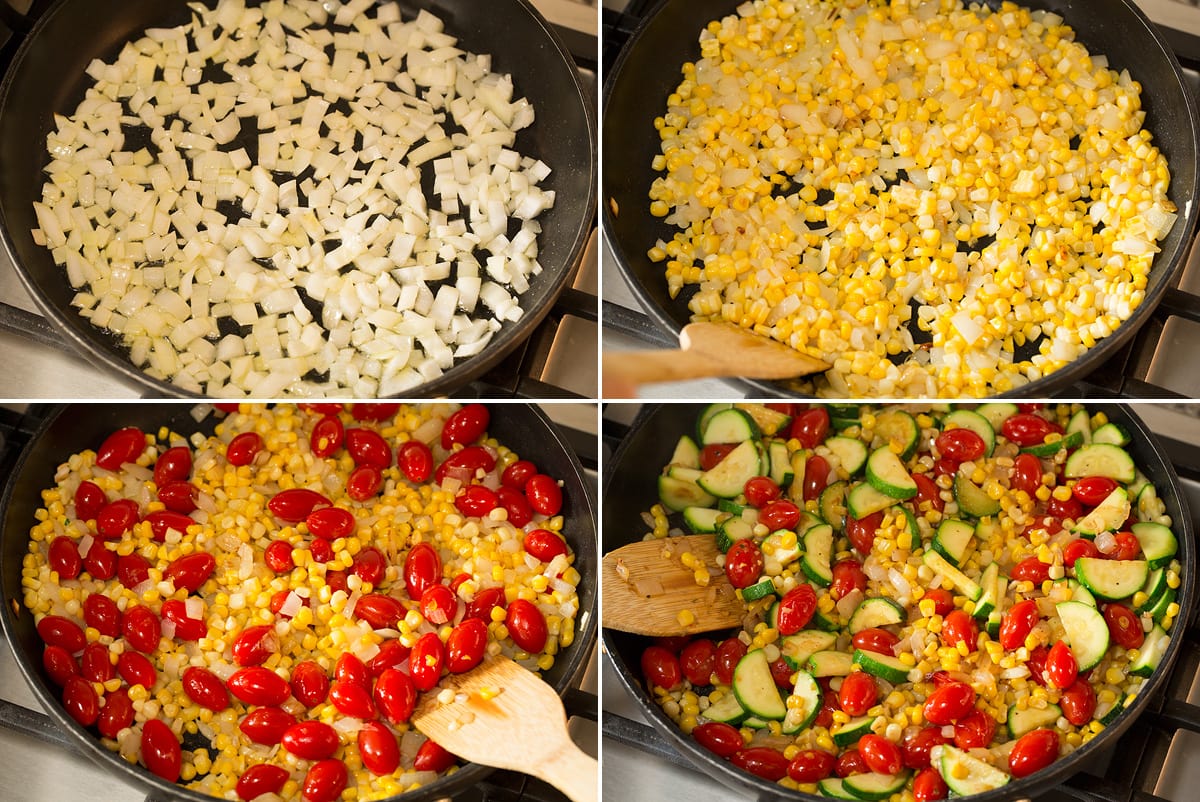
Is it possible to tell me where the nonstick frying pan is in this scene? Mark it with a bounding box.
[0,0,596,398]
[0,402,597,802]
[602,0,1200,398]
[602,403,1195,801]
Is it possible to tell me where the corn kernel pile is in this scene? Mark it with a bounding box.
[648,0,1176,397]
[21,404,581,801]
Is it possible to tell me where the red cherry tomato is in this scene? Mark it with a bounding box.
[912,472,944,513]
[263,540,294,573]
[1104,603,1144,649]
[181,666,229,711]
[1027,644,1050,687]
[302,759,348,802]
[524,529,569,562]
[525,474,563,516]
[164,552,215,594]
[852,627,899,656]
[835,748,869,778]
[903,727,949,770]
[1002,413,1060,447]
[679,639,717,686]
[743,475,781,508]
[769,657,795,689]
[913,766,949,802]
[1107,531,1142,561]
[1063,538,1102,567]
[96,498,140,540]
[446,618,488,673]
[724,539,764,590]
[859,733,904,775]
[953,709,996,749]
[501,459,538,490]
[346,464,384,501]
[838,671,878,716]
[83,540,116,580]
[999,599,1040,651]
[788,749,836,783]
[731,747,790,781]
[282,720,339,760]
[232,625,277,667]
[350,403,399,422]
[367,641,410,677]
[923,681,976,725]
[351,546,386,586]
[803,454,830,502]
[330,680,376,720]
[306,506,355,540]
[1008,728,1060,778]
[1060,678,1098,726]
[790,408,830,448]
[48,536,82,580]
[310,415,345,458]
[715,638,748,685]
[290,660,330,708]
[98,687,134,739]
[414,740,457,772]
[157,480,198,513]
[506,598,548,653]
[122,604,161,653]
[640,646,682,691]
[226,432,263,467]
[117,552,150,588]
[358,721,401,775]
[1010,556,1051,584]
[268,488,331,522]
[941,610,978,652]
[153,445,192,487]
[830,559,867,600]
[1010,453,1043,496]
[236,765,290,801]
[846,511,883,554]
[42,645,79,686]
[924,588,954,617]
[374,668,417,725]
[816,689,838,728]
[1047,494,1083,520]
[456,484,499,517]
[74,480,107,520]
[442,404,490,449]
[699,444,735,471]
[466,586,507,623]
[161,599,206,640]
[346,428,392,469]
[420,584,459,625]
[95,426,145,471]
[435,445,496,484]
[140,718,181,782]
[775,584,817,635]
[1045,640,1079,689]
[759,499,800,531]
[228,666,291,706]
[334,653,369,689]
[145,510,195,542]
[496,486,534,527]
[409,632,446,692]
[1072,476,1119,506]
[404,543,442,601]
[354,593,404,629]
[79,643,113,683]
[117,651,156,688]
[936,428,986,461]
[693,721,744,758]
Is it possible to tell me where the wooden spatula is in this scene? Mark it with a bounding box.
[602,321,829,388]
[412,655,597,802]
[602,534,745,636]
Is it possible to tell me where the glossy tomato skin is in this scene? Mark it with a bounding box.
[838,671,878,716]
[924,588,954,617]
[758,499,800,531]
[232,625,278,667]
[302,758,348,802]
[71,645,112,682]
[154,446,192,486]
[446,618,488,673]
[117,651,156,688]
[923,681,976,725]
[830,559,867,600]
[228,666,291,706]
[724,539,764,589]
[306,506,356,540]
[310,415,345,458]
[1045,640,1079,689]
[1027,644,1050,687]
[435,445,496,484]
[790,408,830,448]
[903,727,949,770]
[330,680,376,720]
[506,598,548,653]
[122,605,161,653]
[146,510,196,543]
[141,718,182,782]
[1108,531,1141,561]
[74,480,107,520]
[456,484,499,517]
[37,615,86,654]
[354,594,403,630]
[96,427,145,471]
[181,666,229,711]
[367,640,410,677]
[699,444,735,470]
[1010,556,1051,584]
[351,546,386,586]
[358,721,401,775]
[350,403,399,422]
[1104,603,1144,649]
[42,645,79,686]
[158,480,198,513]
[226,432,263,466]
[268,488,331,522]
[96,499,140,540]
[1046,494,1083,520]
[941,610,978,653]
[442,403,490,449]
[859,734,904,775]
[788,749,836,782]
[851,628,899,656]
[84,541,116,580]
[1072,476,1119,506]
[409,632,446,692]
[236,765,290,801]
[263,540,295,573]
[62,675,99,726]
[1063,538,1102,567]
[743,475,781,508]
[283,720,339,760]
[346,428,392,468]
[501,459,538,490]
[374,668,417,725]
[692,721,743,758]
[239,707,296,745]
[165,552,216,594]
[97,688,133,739]
[731,747,790,781]
[775,584,817,635]
[81,595,119,639]
[715,638,747,685]
[1009,728,1060,778]
[347,465,383,501]
[936,428,986,462]
[846,511,883,554]
[48,537,82,580]
[414,740,457,772]
[404,543,442,601]
[912,766,949,802]
[912,472,944,513]
[953,709,996,750]
[525,474,563,516]
[524,529,569,562]
[496,486,533,527]
[1061,679,1098,725]
[640,645,683,691]
[769,657,795,689]
[1002,413,1059,447]
[1010,453,1043,495]
[466,587,506,623]
[999,599,1040,650]
[803,454,830,502]
[834,749,868,778]
[679,639,717,686]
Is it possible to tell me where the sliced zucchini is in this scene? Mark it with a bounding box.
[1063,443,1136,484]
[842,771,910,801]
[735,403,792,437]
[942,409,995,456]
[732,649,787,720]
[768,441,794,487]
[1066,408,1092,445]
[701,408,760,446]
[848,597,905,634]
[826,436,869,476]
[718,498,750,515]
[1136,568,1167,613]
[1020,430,1084,457]
[682,506,724,534]
[922,549,982,601]
[831,714,879,747]
[974,402,1018,432]
[1130,522,1178,569]
[930,518,975,567]
[1137,482,1166,522]
[819,481,849,532]
[1073,558,1148,601]
[666,465,704,482]
[1073,487,1130,538]
[1092,421,1131,447]
[953,473,1000,518]
[973,562,1001,620]
[697,440,761,498]
[846,481,898,520]
[1130,625,1169,678]
[853,649,911,684]
[781,670,822,734]
[779,631,838,670]
[667,435,702,470]
[864,447,917,500]
[933,744,1010,795]
[811,606,841,632]
[829,405,862,431]
[1056,577,1097,608]
[801,523,834,587]
[807,650,854,677]
[787,449,809,504]
[1007,703,1062,737]
[701,692,746,725]
[1146,586,1177,623]
[742,577,777,602]
[697,403,734,441]
[715,516,755,553]
[658,474,716,512]
[1099,693,1128,726]
[872,408,920,460]
[817,778,859,800]
[1057,600,1110,671]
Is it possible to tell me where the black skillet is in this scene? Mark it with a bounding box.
[0,402,597,802]
[0,0,596,398]
[603,0,1200,398]
[602,403,1195,801]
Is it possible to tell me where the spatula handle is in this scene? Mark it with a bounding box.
[531,739,598,802]
[602,349,735,386]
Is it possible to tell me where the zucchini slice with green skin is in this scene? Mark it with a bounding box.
[682,506,724,534]
[942,409,995,456]
[667,435,702,470]
[848,597,905,634]
[787,449,809,504]
[768,441,794,487]
[817,778,860,800]
[1020,430,1084,457]
[1146,586,1177,623]
[826,436,869,476]
[846,481,898,519]
[820,480,849,532]
[741,577,777,602]
[1092,421,1131,447]
[715,516,754,553]
[853,649,911,684]
[701,408,760,445]
[922,550,983,601]
[801,523,834,586]
[735,403,792,437]
[1073,487,1130,538]
[953,473,1000,518]
[872,408,920,460]
[1130,522,1178,569]
[829,405,862,431]
[781,670,822,734]
[1131,625,1170,678]
[718,498,750,515]
[697,440,761,498]
[933,744,1010,795]
[1007,703,1063,737]
[731,649,787,720]
[696,403,734,441]
[831,714,879,747]
[1066,408,1092,445]
[1057,600,1110,671]
[658,475,716,511]
[779,630,838,670]
[1137,482,1167,522]
[930,518,975,566]
[1136,568,1168,613]
[808,650,854,677]
[842,771,911,801]
[701,692,746,725]
[973,562,1001,619]
[974,402,1018,432]
[1063,443,1137,483]
[1074,558,1149,601]
[811,607,842,632]
[1099,693,1128,726]
[865,447,917,499]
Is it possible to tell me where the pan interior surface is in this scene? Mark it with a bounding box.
[0,0,595,397]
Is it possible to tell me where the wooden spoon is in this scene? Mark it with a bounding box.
[602,534,744,636]
[602,321,829,388]
[412,654,598,802]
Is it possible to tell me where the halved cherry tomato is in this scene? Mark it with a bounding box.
[692,721,743,758]
[1027,644,1050,687]
[999,599,1040,650]
[1010,452,1043,496]
[80,642,114,683]
[374,668,417,724]
[1063,538,1102,567]
[228,666,290,706]
[329,680,376,720]
[96,499,140,540]
[903,727,949,770]
[42,645,78,686]
[95,427,145,471]
[1104,603,1144,649]
[358,721,400,775]
[236,765,289,801]
[182,666,229,711]
[524,529,569,562]
[409,632,446,691]
[122,604,161,653]
[506,598,548,653]
[226,432,263,467]
[164,552,215,594]
[790,408,830,448]
[940,610,978,652]
[404,543,442,601]
[501,459,538,490]
[98,688,134,739]
[743,475,781,508]
[1008,728,1060,778]
[302,759,348,802]
[775,584,817,635]
[679,639,717,686]
[1060,678,1097,726]
[731,747,790,781]
[913,766,949,802]
[788,749,836,783]
[442,404,489,449]
[830,559,867,600]
[1001,413,1060,447]
[953,709,996,749]
[859,733,904,775]
[290,661,330,708]
[263,540,295,574]
[346,428,392,468]
[852,627,899,656]
[74,480,106,520]
[803,454,830,502]
[414,740,457,772]
[846,511,883,554]
[153,446,192,486]
[923,681,975,725]
[140,718,181,782]
[525,474,563,516]
[759,499,800,531]
[1045,640,1078,689]
[1072,476,1119,506]
[714,637,747,685]
[310,415,344,458]
[838,671,878,716]
[283,720,339,760]
[936,428,986,462]
[446,618,488,673]
[117,651,156,688]
[268,488,330,522]
[724,539,763,589]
